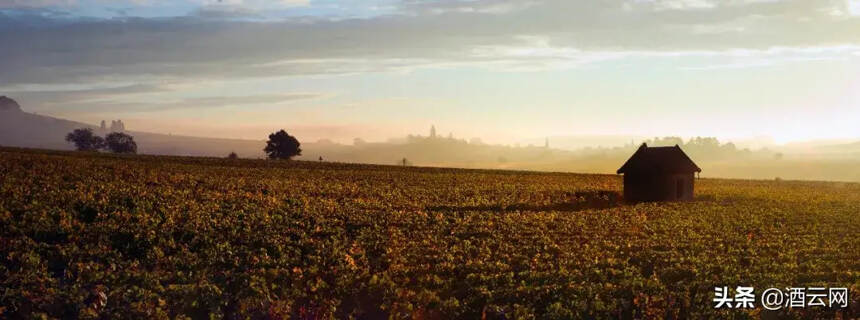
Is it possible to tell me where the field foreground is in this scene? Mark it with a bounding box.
[1,147,858,319]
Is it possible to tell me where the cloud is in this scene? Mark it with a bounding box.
[398,0,540,15]
[1,0,859,88]
[179,93,325,107]
[6,84,325,112]
[91,93,325,112]
[0,0,75,9]
[5,83,170,109]
[193,5,261,19]
[0,0,311,10]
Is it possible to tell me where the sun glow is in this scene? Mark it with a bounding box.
[849,0,860,16]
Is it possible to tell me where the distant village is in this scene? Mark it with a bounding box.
[98,119,126,133]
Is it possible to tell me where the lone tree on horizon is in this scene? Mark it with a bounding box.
[66,128,104,151]
[104,132,137,154]
[264,130,301,160]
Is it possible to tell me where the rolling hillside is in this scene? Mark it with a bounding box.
[0,97,265,157]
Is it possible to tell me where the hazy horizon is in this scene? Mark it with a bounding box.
[10,102,860,151]
[2,0,859,146]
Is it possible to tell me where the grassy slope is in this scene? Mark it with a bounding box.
[1,147,858,319]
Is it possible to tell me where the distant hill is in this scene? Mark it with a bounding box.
[0,96,22,112]
[0,97,94,150]
[0,96,266,157]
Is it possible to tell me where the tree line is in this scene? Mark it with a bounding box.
[66,128,304,160]
[66,128,137,154]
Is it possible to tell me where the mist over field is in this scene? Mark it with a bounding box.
[2,98,858,182]
[298,135,860,182]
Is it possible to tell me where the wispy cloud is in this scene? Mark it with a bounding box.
[0,0,76,9]
[2,0,859,87]
[9,85,326,113]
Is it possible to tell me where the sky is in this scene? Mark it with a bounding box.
[1,0,859,145]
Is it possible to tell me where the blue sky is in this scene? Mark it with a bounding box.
[1,0,859,145]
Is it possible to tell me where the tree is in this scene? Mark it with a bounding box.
[227,152,239,159]
[104,132,137,154]
[264,130,301,160]
[65,128,104,151]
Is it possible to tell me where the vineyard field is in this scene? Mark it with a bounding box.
[1,147,858,319]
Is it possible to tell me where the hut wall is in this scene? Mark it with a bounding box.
[624,172,695,202]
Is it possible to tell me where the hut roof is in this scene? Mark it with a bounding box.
[617,143,701,174]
